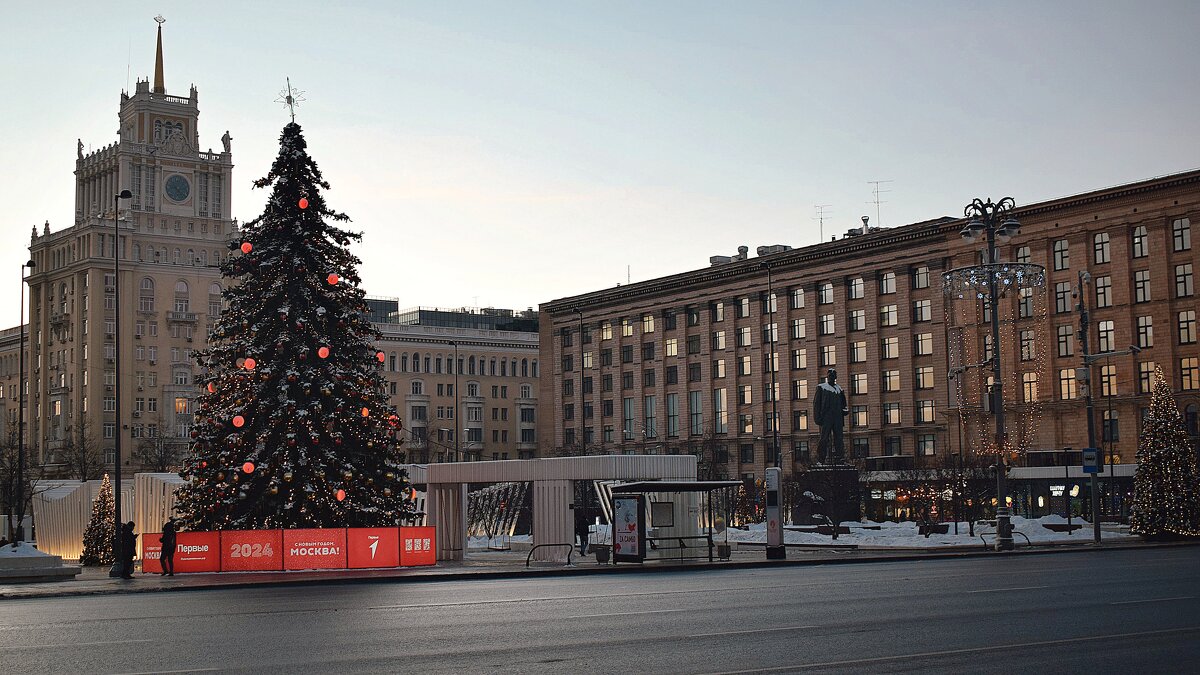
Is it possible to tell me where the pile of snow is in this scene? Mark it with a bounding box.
[0,542,57,559]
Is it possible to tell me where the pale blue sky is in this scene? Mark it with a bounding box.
[3,1,1198,324]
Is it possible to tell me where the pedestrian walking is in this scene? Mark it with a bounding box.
[160,519,177,576]
[120,521,137,579]
[575,510,591,556]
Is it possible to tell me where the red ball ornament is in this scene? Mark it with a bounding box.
[200,461,208,469]
[388,414,399,427]
[232,415,245,428]
[326,273,339,285]
[242,462,255,474]
[207,382,216,394]
[318,346,330,359]
[244,357,257,370]
[376,351,386,363]
[361,407,370,418]
[336,489,346,502]
[299,197,309,209]
[240,242,253,254]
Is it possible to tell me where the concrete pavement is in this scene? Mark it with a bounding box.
[2,537,1192,601]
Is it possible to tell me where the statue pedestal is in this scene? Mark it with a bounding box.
[795,464,861,532]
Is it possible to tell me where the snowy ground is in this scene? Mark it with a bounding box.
[0,542,57,559]
[469,515,1134,551]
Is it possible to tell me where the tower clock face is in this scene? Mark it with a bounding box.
[165,174,191,202]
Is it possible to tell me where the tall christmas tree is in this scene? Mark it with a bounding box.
[1130,367,1200,539]
[80,474,115,566]
[174,122,415,530]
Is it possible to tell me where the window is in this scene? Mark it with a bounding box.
[792,409,809,432]
[792,378,809,400]
[851,405,868,428]
[711,301,725,322]
[1095,276,1112,308]
[620,345,633,364]
[688,363,702,382]
[1022,372,1039,402]
[914,333,933,356]
[642,342,655,361]
[643,395,657,438]
[850,341,867,363]
[917,400,935,423]
[738,327,752,347]
[665,366,678,385]
[913,299,931,322]
[1182,358,1200,391]
[1134,270,1151,303]
[880,305,898,327]
[851,373,868,395]
[562,379,574,397]
[1102,410,1119,442]
[1173,217,1192,252]
[1137,316,1153,349]
[739,384,753,405]
[601,321,612,340]
[790,288,805,309]
[139,278,155,312]
[763,351,779,373]
[820,345,836,367]
[762,291,777,314]
[1093,232,1110,264]
[621,318,633,337]
[665,338,678,357]
[737,298,751,318]
[762,322,778,344]
[849,309,865,331]
[713,389,728,433]
[562,354,574,372]
[712,359,726,378]
[883,370,900,392]
[622,372,634,390]
[818,283,834,304]
[1176,264,1194,297]
[739,413,754,435]
[560,326,574,347]
[739,444,754,464]
[689,391,703,435]
[1059,369,1077,400]
[687,335,701,355]
[1098,320,1115,352]
[880,272,896,294]
[739,356,752,376]
[667,393,679,437]
[1053,239,1069,271]
[882,336,899,359]
[820,314,835,335]
[1019,330,1036,361]
[664,311,676,330]
[912,266,930,289]
[687,307,701,327]
[602,399,614,418]
[642,314,655,333]
[1180,311,1197,344]
[1138,361,1156,394]
[1098,364,1118,397]
[791,349,807,370]
[1019,287,1034,319]
[916,366,933,389]
[848,277,865,299]
[1057,325,1074,357]
[1055,282,1072,314]
[582,351,593,368]
[917,434,935,456]
[852,438,870,459]
[643,369,655,387]
[790,318,806,340]
[883,402,901,425]
[1015,246,1031,263]
[1132,225,1148,258]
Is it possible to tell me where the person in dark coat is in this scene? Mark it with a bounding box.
[575,510,591,556]
[160,519,177,576]
[813,368,849,464]
[120,521,137,579]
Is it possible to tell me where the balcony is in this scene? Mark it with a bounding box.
[166,311,198,323]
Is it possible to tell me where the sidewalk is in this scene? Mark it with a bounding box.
[2,537,1190,600]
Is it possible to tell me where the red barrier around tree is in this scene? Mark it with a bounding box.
[347,527,401,569]
[221,529,285,572]
[138,526,433,574]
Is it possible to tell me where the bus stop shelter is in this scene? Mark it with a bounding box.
[607,480,743,562]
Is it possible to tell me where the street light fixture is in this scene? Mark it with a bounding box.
[960,196,1020,551]
[110,188,132,577]
[14,258,35,547]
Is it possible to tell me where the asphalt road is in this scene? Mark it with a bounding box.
[2,547,1198,674]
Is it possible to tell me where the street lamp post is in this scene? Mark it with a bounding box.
[14,258,36,547]
[960,197,1021,551]
[761,263,781,470]
[110,189,132,577]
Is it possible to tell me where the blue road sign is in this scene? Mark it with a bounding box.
[1082,447,1100,474]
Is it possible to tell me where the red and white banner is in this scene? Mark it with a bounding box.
[221,529,284,572]
[283,528,347,570]
[399,526,436,566]
[142,534,164,574]
[172,531,221,573]
[347,527,401,569]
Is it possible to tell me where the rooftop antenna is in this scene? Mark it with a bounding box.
[867,180,893,228]
[812,204,832,243]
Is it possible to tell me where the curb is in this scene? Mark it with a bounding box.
[3,539,1197,601]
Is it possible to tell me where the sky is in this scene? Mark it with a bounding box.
[3,1,1199,326]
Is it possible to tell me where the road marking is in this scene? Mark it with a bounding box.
[0,639,152,651]
[692,625,818,639]
[370,585,768,610]
[703,625,1200,673]
[117,670,220,674]
[1111,596,1194,605]
[568,608,691,619]
[966,585,1048,593]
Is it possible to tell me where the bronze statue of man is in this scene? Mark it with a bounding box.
[813,368,848,464]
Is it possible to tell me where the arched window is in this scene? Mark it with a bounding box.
[490,358,497,376]
[532,360,539,378]
[154,248,162,263]
[501,360,507,377]
[186,249,195,265]
[469,356,476,375]
[401,353,409,372]
[59,283,67,314]
[522,359,529,377]
[208,283,222,318]
[172,248,181,264]
[389,352,397,371]
[174,280,189,312]
[435,356,443,374]
[139,278,155,312]
[412,353,420,373]
[199,250,208,266]
[424,356,431,373]
[133,243,141,261]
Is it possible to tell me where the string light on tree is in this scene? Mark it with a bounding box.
[1130,367,1200,539]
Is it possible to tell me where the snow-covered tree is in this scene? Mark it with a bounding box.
[174,122,415,530]
[1130,367,1200,538]
[80,474,115,566]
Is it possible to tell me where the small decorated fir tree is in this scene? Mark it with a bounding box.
[1130,367,1200,539]
[80,474,115,566]
[174,122,415,530]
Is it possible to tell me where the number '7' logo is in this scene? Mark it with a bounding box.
[369,539,379,559]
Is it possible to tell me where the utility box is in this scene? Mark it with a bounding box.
[765,467,785,559]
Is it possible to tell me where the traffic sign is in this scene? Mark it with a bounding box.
[1082,447,1100,474]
